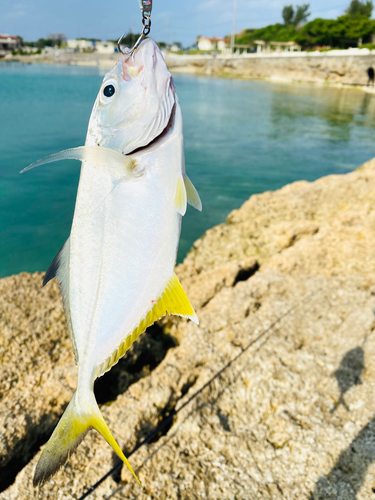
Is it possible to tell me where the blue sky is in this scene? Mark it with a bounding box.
[0,0,360,46]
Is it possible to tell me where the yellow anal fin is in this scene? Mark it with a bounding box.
[175,175,187,215]
[98,274,198,377]
[184,175,202,211]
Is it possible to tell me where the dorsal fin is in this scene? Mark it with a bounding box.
[97,273,198,378]
[44,239,78,363]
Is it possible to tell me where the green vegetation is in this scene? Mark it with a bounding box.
[234,0,375,50]
[295,15,375,48]
[109,33,141,46]
[24,38,60,48]
[76,37,101,42]
[12,49,41,55]
[345,0,373,17]
[235,24,297,44]
[282,4,310,26]
[21,33,66,49]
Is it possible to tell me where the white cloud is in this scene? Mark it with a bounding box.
[7,4,27,19]
[7,10,26,19]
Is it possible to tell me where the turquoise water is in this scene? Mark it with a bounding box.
[1,62,375,278]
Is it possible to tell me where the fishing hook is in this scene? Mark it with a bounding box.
[117,0,152,60]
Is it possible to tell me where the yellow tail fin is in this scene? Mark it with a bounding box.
[33,392,140,487]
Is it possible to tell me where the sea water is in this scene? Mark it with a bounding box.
[1,61,375,278]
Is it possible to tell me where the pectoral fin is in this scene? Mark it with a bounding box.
[97,273,198,377]
[175,175,187,215]
[20,146,135,179]
[184,175,202,211]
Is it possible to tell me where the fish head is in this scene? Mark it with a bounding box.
[86,38,176,154]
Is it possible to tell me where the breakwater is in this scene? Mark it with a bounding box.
[6,49,375,87]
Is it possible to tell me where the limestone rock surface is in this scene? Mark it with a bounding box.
[2,159,375,499]
[165,53,375,87]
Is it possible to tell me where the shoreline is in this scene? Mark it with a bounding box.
[4,51,375,93]
[169,65,375,93]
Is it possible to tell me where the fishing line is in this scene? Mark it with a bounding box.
[77,287,319,499]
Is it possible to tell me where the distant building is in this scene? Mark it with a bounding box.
[67,39,95,51]
[231,44,253,55]
[197,36,227,52]
[66,39,115,54]
[0,34,21,55]
[95,41,115,54]
[254,40,301,53]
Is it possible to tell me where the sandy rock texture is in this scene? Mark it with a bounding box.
[0,276,174,492]
[165,53,375,87]
[2,158,375,498]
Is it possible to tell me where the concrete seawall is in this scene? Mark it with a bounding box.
[165,51,375,86]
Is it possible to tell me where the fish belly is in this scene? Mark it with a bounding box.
[69,161,179,370]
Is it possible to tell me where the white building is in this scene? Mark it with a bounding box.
[95,41,115,54]
[66,39,115,54]
[66,39,95,51]
[0,34,20,54]
[197,36,227,52]
[254,40,301,53]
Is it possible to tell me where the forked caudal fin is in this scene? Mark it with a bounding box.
[33,391,141,487]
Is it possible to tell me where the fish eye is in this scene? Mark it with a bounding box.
[103,84,115,98]
[99,79,117,105]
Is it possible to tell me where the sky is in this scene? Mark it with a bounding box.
[0,0,361,47]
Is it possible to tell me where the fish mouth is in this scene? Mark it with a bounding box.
[126,102,176,156]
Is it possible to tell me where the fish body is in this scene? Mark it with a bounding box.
[25,39,201,486]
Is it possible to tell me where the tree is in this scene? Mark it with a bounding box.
[345,0,373,17]
[110,33,141,47]
[282,5,295,25]
[282,3,310,26]
[234,24,297,44]
[294,4,311,25]
[46,33,67,47]
[295,15,375,48]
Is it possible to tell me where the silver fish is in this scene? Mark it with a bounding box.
[23,38,201,486]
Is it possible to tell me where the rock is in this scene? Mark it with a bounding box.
[0,273,76,491]
[0,276,175,492]
[3,159,375,498]
[165,53,375,87]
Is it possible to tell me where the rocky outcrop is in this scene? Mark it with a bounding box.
[2,158,375,498]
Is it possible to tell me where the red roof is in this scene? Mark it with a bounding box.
[0,35,19,40]
[199,37,226,42]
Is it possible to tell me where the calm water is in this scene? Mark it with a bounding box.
[1,62,375,278]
